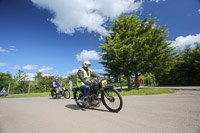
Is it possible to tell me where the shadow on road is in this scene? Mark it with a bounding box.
[48,97,64,100]
[0,128,3,133]
[65,104,111,113]
[65,104,86,111]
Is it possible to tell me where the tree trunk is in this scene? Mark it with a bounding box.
[8,82,11,94]
[28,81,31,94]
[127,75,131,89]
[135,73,139,89]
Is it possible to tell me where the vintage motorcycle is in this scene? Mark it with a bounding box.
[73,78,123,112]
[50,87,70,99]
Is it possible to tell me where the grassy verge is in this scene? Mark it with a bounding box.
[1,92,51,98]
[117,88,175,96]
[1,88,175,98]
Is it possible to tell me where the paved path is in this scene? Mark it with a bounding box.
[140,86,200,91]
[0,91,200,133]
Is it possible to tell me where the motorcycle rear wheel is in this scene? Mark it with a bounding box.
[101,88,123,112]
[51,91,57,99]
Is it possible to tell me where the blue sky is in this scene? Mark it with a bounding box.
[0,0,200,78]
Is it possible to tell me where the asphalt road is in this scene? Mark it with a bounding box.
[140,86,200,91]
[0,90,200,133]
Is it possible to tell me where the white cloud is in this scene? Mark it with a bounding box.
[198,9,200,14]
[0,62,7,67]
[0,46,17,53]
[12,65,21,70]
[171,33,200,50]
[150,0,165,3]
[21,65,54,72]
[25,73,36,81]
[31,0,143,36]
[67,69,79,75]
[67,68,105,75]
[25,73,55,81]
[9,46,17,51]
[91,69,105,73]
[43,73,55,76]
[23,65,38,70]
[39,66,54,72]
[76,50,100,62]
[0,46,9,53]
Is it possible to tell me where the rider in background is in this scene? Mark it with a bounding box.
[77,61,99,106]
[52,77,62,96]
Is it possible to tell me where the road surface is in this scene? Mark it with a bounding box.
[141,86,200,91]
[0,90,200,133]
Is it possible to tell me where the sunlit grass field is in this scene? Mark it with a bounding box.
[118,88,175,96]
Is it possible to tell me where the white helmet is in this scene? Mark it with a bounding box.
[83,61,91,67]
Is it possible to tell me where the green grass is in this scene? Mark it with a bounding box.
[117,88,175,96]
[0,88,175,98]
[1,92,51,98]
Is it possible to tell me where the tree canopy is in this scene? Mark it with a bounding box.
[99,14,176,88]
[157,43,200,85]
[0,73,13,90]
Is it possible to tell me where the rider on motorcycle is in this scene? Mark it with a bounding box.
[77,61,99,106]
[52,77,62,96]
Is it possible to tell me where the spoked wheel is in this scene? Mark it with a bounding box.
[101,88,123,112]
[74,89,85,108]
[63,90,71,99]
[51,91,57,99]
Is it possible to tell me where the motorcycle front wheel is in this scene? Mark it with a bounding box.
[74,89,85,108]
[101,88,123,112]
[63,90,71,99]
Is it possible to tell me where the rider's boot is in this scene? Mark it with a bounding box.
[83,98,89,107]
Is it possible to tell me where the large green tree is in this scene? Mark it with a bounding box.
[0,73,13,90]
[14,70,28,93]
[99,14,176,88]
[35,72,43,80]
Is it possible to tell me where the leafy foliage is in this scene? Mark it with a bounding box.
[157,43,200,85]
[0,73,13,90]
[140,73,157,86]
[63,74,77,88]
[13,70,29,93]
[33,76,55,93]
[0,70,78,94]
[99,14,176,88]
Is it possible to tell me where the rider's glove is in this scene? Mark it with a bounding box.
[86,81,91,85]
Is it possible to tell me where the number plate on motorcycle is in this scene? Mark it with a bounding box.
[101,80,107,88]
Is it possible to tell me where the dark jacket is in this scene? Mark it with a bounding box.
[77,67,98,85]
